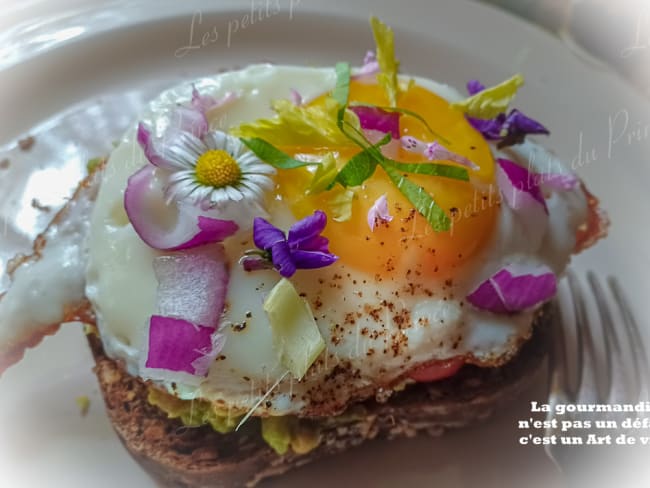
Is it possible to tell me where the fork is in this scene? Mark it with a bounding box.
[544,271,650,485]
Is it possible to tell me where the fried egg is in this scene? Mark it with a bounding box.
[85,64,588,416]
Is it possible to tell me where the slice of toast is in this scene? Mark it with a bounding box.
[88,313,549,488]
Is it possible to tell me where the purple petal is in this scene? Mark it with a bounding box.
[367,194,394,231]
[363,50,377,65]
[466,114,506,140]
[124,165,238,251]
[270,241,297,278]
[294,234,330,253]
[144,316,218,376]
[153,246,229,327]
[191,85,219,112]
[350,106,400,139]
[290,250,339,269]
[467,79,486,95]
[287,210,328,249]
[467,265,557,314]
[504,109,549,136]
[253,217,286,251]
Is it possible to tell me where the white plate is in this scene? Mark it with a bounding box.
[1,1,649,487]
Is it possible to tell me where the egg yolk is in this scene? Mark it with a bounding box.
[275,80,499,280]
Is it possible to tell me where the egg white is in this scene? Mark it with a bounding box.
[85,65,587,415]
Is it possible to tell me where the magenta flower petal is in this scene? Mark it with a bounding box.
[143,315,223,377]
[153,246,229,328]
[367,194,393,231]
[170,105,209,138]
[350,106,400,139]
[124,165,238,250]
[467,265,557,314]
[253,217,286,250]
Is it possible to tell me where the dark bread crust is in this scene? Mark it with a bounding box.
[89,313,549,488]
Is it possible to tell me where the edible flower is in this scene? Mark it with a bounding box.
[138,126,275,212]
[401,136,479,170]
[353,50,380,79]
[242,210,338,278]
[289,88,303,106]
[464,79,549,148]
[367,194,393,231]
[467,264,557,314]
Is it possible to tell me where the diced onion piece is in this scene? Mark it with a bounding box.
[153,245,229,328]
[263,278,325,379]
[467,264,557,314]
[124,165,238,250]
[140,315,225,385]
[496,158,547,213]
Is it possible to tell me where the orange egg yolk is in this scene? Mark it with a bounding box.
[274,80,499,280]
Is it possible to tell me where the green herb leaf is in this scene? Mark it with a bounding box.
[452,74,524,119]
[308,153,338,194]
[333,62,351,107]
[370,16,400,107]
[386,160,469,181]
[332,132,391,188]
[86,157,105,173]
[381,163,451,232]
[334,151,377,188]
[240,137,314,169]
[232,98,356,146]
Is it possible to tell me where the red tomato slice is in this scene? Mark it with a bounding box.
[408,357,465,383]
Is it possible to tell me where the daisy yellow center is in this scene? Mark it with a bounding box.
[195,150,241,188]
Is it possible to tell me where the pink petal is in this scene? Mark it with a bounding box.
[170,105,208,137]
[353,50,380,79]
[124,165,238,251]
[538,172,579,191]
[192,85,238,113]
[401,136,479,170]
[367,194,393,231]
[137,123,170,169]
[142,315,224,380]
[496,158,548,213]
[467,264,557,314]
[153,245,229,328]
[289,88,303,106]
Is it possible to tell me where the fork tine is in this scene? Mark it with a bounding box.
[567,270,603,402]
[548,298,571,398]
[607,277,650,401]
[586,271,616,399]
